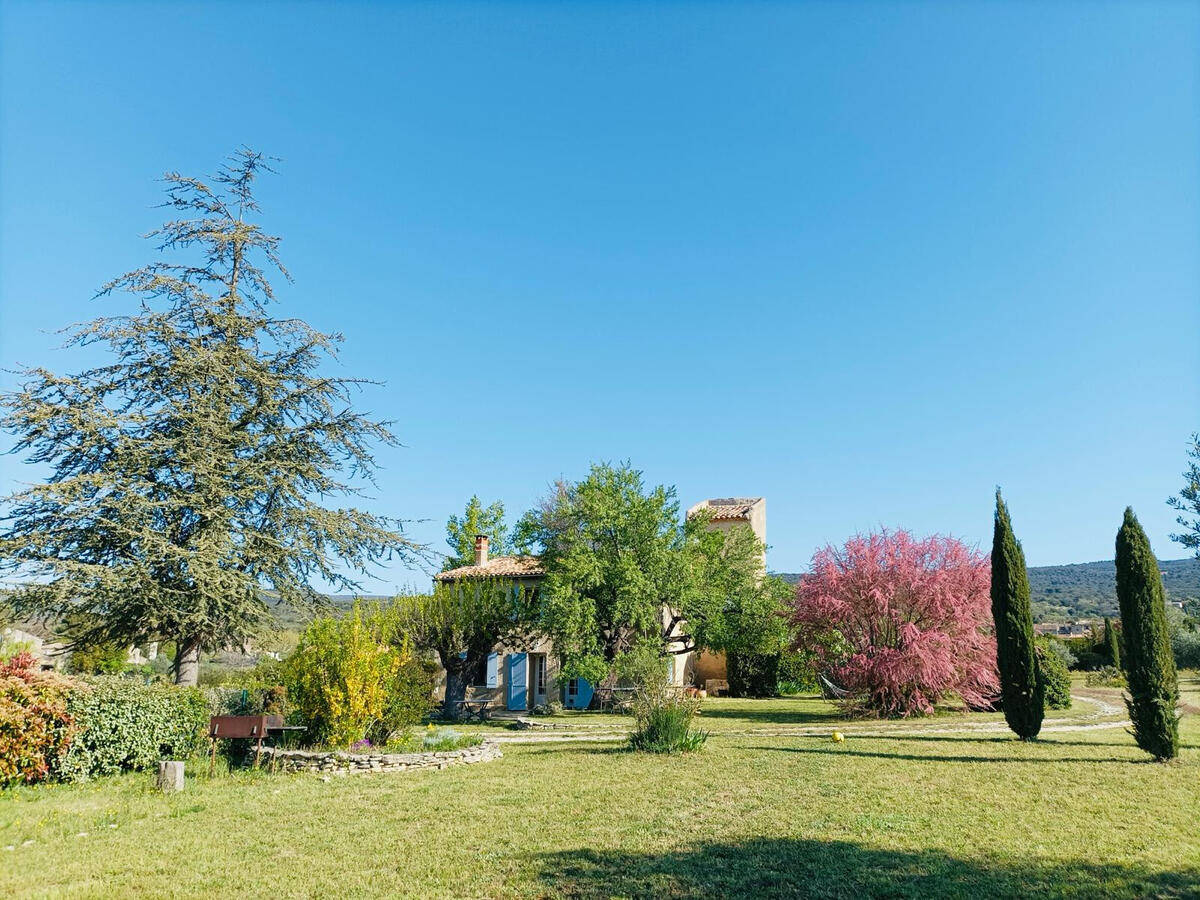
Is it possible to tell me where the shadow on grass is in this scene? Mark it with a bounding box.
[833,733,1134,748]
[533,837,1199,899]
[747,744,1131,765]
[843,733,1200,751]
[698,707,840,725]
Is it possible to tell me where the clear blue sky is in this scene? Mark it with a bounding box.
[2,2,1197,591]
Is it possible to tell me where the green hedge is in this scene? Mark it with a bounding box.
[59,678,210,780]
[727,652,781,698]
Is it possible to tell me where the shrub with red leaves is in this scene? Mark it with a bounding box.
[790,530,998,717]
[0,651,75,786]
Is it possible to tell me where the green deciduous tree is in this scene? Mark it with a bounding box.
[687,519,793,697]
[991,490,1043,739]
[0,150,420,685]
[516,462,694,686]
[518,463,782,693]
[391,580,539,719]
[443,496,511,570]
[1167,432,1200,557]
[1114,507,1179,761]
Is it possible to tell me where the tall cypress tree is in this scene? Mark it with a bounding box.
[990,490,1043,739]
[1103,617,1121,670]
[1114,508,1179,761]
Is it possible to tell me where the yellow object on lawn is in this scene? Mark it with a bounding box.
[832,731,845,742]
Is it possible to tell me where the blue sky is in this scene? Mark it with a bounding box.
[2,2,1197,591]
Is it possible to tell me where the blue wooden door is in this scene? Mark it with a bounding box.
[507,653,527,710]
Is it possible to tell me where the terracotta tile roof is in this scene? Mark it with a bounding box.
[688,497,763,521]
[435,555,547,582]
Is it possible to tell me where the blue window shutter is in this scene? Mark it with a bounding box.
[486,652,499,688]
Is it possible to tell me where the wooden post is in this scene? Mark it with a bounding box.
[209,737,217,777]
[157,760,185,793]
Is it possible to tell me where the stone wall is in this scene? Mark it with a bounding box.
[261,740,501,776]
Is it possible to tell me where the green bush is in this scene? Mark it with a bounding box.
[1041,638,1077,671]
[60,677,209,780]
[629,690,708,754]
[420,727,484,752]
[0,652,74,786]
[1035,640,1072,710]
[727,652,781,698]
[1086,666,1127,688]
[776,650,819,694]
[68,642,131,675]
[1171,628,1200,670]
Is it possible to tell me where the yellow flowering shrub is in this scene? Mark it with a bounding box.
[283,602,433,747]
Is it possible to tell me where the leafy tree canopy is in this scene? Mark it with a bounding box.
[443,496,511,570]
[516,461,782,685]
[390,580,539,718]
[686,520,792,658]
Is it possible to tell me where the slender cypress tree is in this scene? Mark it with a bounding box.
[990,490,1043,739]
[1114,508,1179,761]
[1103,617,1121,670]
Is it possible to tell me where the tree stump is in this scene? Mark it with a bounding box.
[156,761,185,793]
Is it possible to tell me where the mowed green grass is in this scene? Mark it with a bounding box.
[2,678,1198,899]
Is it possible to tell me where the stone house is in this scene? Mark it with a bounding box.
[433,496,767,710]
[433,536,575,711]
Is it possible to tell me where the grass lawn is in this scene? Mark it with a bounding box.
[2,677,1198,899]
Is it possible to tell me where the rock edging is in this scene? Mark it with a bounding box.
[513,717,624,731]
[261,740,501,776]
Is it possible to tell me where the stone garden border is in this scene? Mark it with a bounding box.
[261,740,501,776]
[513,716,624,731]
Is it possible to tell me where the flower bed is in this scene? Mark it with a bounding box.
[261,739,501,776]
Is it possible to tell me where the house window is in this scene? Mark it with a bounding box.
[565,678,579,703]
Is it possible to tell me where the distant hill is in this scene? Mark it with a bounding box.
[772,557,1200,622]
[266,592,385,630]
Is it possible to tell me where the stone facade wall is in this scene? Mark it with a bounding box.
[261,741,501,776]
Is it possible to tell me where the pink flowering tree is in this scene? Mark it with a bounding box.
[790,530,998,717]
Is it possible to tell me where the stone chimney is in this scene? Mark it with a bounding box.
[473,534,489,567]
